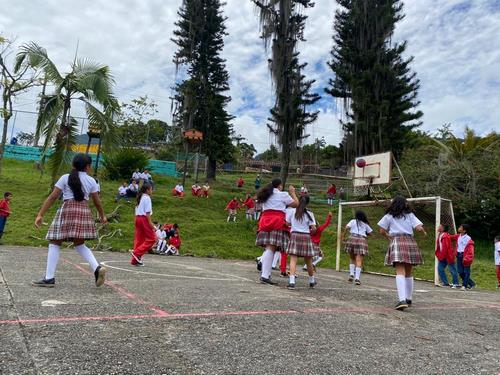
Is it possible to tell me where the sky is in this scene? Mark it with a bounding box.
[1,0,499,153]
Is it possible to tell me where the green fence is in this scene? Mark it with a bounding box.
[3,145,178,177]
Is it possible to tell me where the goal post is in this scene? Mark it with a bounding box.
[335,196,456,285]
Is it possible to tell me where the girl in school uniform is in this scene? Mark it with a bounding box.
[343,210,372,285]
[256,178,299,284]
[130,183,157,266]
[326,184,336,206]
[378,196,427,310]
[286,195,317,288]
[241,194,255,220]
[303,211,333,272]
[201,181,210,198]
[155,224,168,254]
[33,153,107,287]
[225,197,240,222]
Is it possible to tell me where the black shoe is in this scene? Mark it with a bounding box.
[406,299,412,306]
[348,275,354,282]
[257,262,262,271]
[287,283,296,289]
[94,265,107,287]
[260,277,277,285]
[309,280,317,288]
[395,300,409,310]
[272,266,278,270]
[354,279,361,285]
[280,272,288,277]
[32,278,55,287]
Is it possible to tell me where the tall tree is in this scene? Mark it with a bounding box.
[0,36,40,174]
[172,0,234,180]
[16,43,119,183]
[326,0,423,162]
[254,0,319,185]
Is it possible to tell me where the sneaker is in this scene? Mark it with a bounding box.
[94,265,107,287]
[309,280,317,288]
[435,283,450,288]
[302,266,308,271]
[32,278,55,287]
[451,284,458,289]
[272,266,278,270]
[395,300,408,310]
[354,279,361,285]
[287,283,296,289]
[257,262,262,272]
[280,272,288,277]
[348,275,354,282]
[406,299,412,306]
[130,253,144,267]
[461,286,466,291]
[260,277,277,285]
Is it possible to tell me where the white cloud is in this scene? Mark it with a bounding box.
[0,0,498,151]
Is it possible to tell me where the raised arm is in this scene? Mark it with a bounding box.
[288,185,299,208]
[35,187,62,228]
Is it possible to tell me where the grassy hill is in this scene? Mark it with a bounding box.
[0,158,497,290]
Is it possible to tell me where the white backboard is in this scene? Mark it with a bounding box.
[353,152,392,187]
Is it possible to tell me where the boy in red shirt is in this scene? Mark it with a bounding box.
[450,224,475,290]
[435,224,459,288]
[225,197,240,222]
[327,184,336,206]
[0,192,13,240]
[236,177,245,188]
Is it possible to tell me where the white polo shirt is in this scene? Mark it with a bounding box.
[135,194,152,216]
[286,208,316,233]
[346,219,373,237]
[377,213,423,236]
[55,172,98,201]
[457,234,471,253]
[495,241,500,266]
[262,189,294,213]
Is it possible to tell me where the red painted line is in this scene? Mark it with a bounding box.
[0,313,157,326]
[62,258,170,316]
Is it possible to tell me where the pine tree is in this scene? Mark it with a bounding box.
[325,0,423,162]
[172,0,234,180]
[254,0,320,185]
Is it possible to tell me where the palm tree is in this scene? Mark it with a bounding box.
[15,43,119,183]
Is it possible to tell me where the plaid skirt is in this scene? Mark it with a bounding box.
[385,234,423,266]
[313,243,323,257]
[246,207,255,215]
[46,199,97,241]
[286,232,317,258]
[345,234,369,256]
[256,230,289,251]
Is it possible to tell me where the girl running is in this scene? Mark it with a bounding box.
[256,178,299,284]
[286,195,317,288]
[33,154,107,287]
[343,210,372,285]
[130,183,157,266]
[378,196,427,310]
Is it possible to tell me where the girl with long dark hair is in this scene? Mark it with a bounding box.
[33,154,107,287]
[130,183,156,266]
[255,178,299,284]
[285,195,317,288]
[378,196,427,310]
[342,210,372,285]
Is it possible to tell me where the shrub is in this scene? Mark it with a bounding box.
[154,145,177,161]
[103,148,150,180]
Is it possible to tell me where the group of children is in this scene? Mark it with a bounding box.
[115,169,155,203]
[225,194,262,222]
[153,222,181,256]
[190,181,211,198]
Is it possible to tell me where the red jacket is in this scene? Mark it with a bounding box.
[450,234,475,266]
[0,199,10,217]
[435,232,455,264]
[169,236,181,249]
[310,213,332,245]
[327,186,336,195]
[243,198,255,209]
[226,199,240,210]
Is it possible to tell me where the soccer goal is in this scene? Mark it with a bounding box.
[335,196,456,285]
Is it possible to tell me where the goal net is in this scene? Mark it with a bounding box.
[335,196,456,285]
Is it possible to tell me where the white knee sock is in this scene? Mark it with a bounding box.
[313,256,323,266]
[405,277,414,301]
[396,275,407,302]
[309,275,315,283]
[289,274,296,284]
[45,243,60,279]
[75,244,99,272]
[261,248,274,279]
[355,267,362,280]
[349,263,355,276]
[272,252,281,268]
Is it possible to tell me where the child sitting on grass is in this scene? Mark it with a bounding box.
[225,197,240,222]
[165,231,182,255]
[155,224,168,254]
[115,182,130,202]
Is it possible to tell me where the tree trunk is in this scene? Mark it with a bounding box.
[0,95,12,175]
[206,158,216,180]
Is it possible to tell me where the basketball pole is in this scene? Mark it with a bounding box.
[392,154,412,198]
[434,196,441,286]
[336,202,343,272]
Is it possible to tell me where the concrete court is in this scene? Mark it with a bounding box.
[1,246,499,375]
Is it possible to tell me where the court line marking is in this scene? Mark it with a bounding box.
[101,260,251,282]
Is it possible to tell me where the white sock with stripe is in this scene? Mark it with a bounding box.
[261,248,274,279]
[45,243,60,280]
[355,267,362,280]
[396,275,407,302]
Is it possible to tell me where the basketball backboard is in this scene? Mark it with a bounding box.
[353,151,392,187]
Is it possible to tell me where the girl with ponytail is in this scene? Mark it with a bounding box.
[255,178,299,285]
[33,153,107,288]
[285,195,317,288]
[130,183,156,266]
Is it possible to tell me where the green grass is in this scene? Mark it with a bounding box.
[0,159,497,290]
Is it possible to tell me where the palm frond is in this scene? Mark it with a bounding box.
[74,59,115,105]
[49,117,78,184]
[36,94,64,153]
[81,98,120,153]
[16,42,63,84]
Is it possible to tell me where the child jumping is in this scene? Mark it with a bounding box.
[130,183,156,266]
[303,211,332,272]
[343,210,372,285]
[0,192,13,240]
[286,195,317,289]
[378,196,427,310]
[225,197,240,222]
[32,154,107,287]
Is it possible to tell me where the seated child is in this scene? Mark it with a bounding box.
[126,180,139,198]
[165,231,182,255]
[115,182,130,202]
[191,182,202,197]
[172,182,185,197]
[155,224,168,254]
[201,181,210,198]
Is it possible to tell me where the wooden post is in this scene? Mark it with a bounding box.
[336,202,343,271]
[434,196,441,285]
